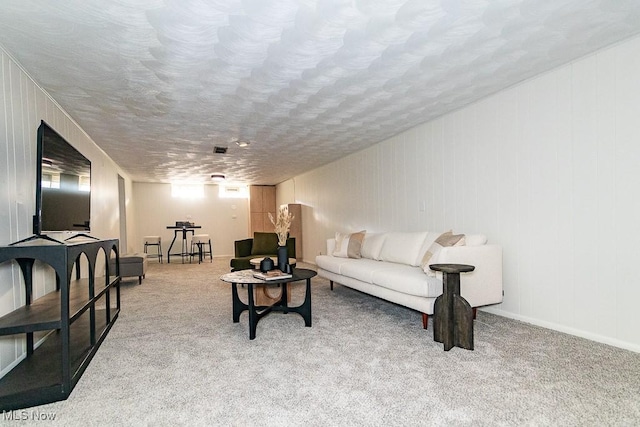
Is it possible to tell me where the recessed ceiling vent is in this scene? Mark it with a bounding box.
[214,146,228,154]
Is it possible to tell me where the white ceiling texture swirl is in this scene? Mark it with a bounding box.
[1,0,640,185]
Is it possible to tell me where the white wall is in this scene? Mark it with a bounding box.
[276,180,295,208]
[132,182,249,257]
[0,47,135,376]
[288,35,640,353]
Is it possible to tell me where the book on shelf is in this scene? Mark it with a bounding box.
[253,270,293,281]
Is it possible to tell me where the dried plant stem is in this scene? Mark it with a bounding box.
[268,206,294,246]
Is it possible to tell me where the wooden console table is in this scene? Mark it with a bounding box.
[431,263,475,351]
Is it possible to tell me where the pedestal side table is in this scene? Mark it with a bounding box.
[431,263,475,351]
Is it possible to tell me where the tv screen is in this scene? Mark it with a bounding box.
[34,120,91,235]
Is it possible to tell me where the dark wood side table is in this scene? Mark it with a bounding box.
[430,263,475,351]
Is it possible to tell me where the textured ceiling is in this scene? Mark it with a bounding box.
[1,1,640,185]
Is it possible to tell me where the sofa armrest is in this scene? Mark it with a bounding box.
[325,238,336,256]
[436,244,503,308]
[234,238,253,257]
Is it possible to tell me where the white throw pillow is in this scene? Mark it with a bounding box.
[360,233,386,260]
[465,234,488,246]
[333,230,366,258]
[378,232,428,266]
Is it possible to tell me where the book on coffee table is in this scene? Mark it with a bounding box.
[253,270,293,281]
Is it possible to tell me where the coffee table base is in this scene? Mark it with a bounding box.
[231,280,312,340]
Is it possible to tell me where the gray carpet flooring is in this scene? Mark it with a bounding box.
[12,258,640,426]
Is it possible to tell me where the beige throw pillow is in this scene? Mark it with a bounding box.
[333,230,366,258]
[420,231,465,272]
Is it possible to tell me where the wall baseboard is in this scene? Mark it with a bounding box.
[482,306,640,354]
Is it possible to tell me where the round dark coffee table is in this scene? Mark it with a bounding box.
[220,268,317,340]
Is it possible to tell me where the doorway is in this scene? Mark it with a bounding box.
[118,175,128,253]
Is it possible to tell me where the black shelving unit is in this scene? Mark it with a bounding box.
[0,237,120,410]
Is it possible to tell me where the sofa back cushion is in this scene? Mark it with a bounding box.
[378,232,428,266]
[360,233,386,260]
[251,232,279,255]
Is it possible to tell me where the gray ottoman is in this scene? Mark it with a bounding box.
[111,253,148,284]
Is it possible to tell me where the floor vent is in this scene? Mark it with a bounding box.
[214,146,228,154]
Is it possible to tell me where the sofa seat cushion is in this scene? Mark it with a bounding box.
[371,263,442,298]
[339,258,391,283]
[318,255,442,298]
[231,254,277,271]
[315,254,351,275]
[230,256,254,271]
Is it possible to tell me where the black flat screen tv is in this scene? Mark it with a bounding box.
[33,120,91,235]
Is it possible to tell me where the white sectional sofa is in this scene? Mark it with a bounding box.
[315,231,503,328]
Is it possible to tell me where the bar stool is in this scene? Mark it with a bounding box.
[190,234,212,263]
[143,236,163,263]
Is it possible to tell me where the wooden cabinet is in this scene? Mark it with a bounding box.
[248,187,303,260]
[0,237,121,410]
[249,185,276,235]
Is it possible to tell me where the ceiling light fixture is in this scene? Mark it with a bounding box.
[210,173,226,181]
[235,140,250,148]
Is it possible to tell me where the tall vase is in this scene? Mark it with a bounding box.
[277,245,288,272]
